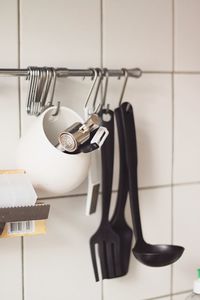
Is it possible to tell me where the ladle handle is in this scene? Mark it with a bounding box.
[120,102,144,241]
[100,109,114,223]
[111,107,128,223]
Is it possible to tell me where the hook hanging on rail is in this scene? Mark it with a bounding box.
[100,68,110,114]
[84,68,98,111]
[118,68,129,106]
[26,67,60,116]
[101,69,109,108]
[92,68,104,113]
[0,65,142,116]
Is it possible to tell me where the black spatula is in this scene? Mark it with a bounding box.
[90,109,121,281]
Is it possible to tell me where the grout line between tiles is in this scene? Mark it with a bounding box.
[173,290,192,297]
[172,0,175,72]
[142,70,200,75]
[100,1,104,300]
[17,1,24,300]
[38,192,88,200]
[38,181,200,201]
[100,0,103,70]
[138,181,200,190]
[17,0,22,138]
[138,184,172,191]
[143,293,171,300]
[101,280,104,300]
[100,0,104,116]
[173,181,200,186]
[143,289,192,300]
[171,0,175,295]
[138,181,200,191]
[21,236,25,300]
[173,71,200,74]
[170,49,174,300]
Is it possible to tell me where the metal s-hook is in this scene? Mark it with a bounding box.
[101,68,109,110]
[84,68,98,110]
[26,66,33,114]
[48,68,61,116]
[48,68,57,107]
[31,67,39,115]
[38,68,60,116]
[118,68,129,106]
[52,101,61,116]
[92,68,103,113]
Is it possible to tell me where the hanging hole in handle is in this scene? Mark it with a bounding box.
[101,105,111,122]
[102,113,111,122]
[126,103,131,112]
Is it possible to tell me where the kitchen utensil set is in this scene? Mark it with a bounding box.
[23,65,184,279]
[90,102,184,281]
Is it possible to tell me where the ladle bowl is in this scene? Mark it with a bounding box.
[133,242,184,267]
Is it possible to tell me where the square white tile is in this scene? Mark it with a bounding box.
[103,0,172,71]
[173,185,200,293]
[104,187,172,300]
[174,75,200,183]
[0,0,18,67]
[175,0,200,71]
[106,73,172,190]
[24,196,102,300]
[20,0,100,67]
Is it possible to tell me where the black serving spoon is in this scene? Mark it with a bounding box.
[120,102,184,267]
[109,106,133,277]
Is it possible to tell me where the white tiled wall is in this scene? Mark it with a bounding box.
[1,0,200,299]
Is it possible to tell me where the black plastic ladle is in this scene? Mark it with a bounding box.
[120,102,184,267]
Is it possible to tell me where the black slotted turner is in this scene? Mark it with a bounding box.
[90,109,121,281]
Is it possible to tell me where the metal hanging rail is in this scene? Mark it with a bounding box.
[0,67,142,78]
[0,66,142,116]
